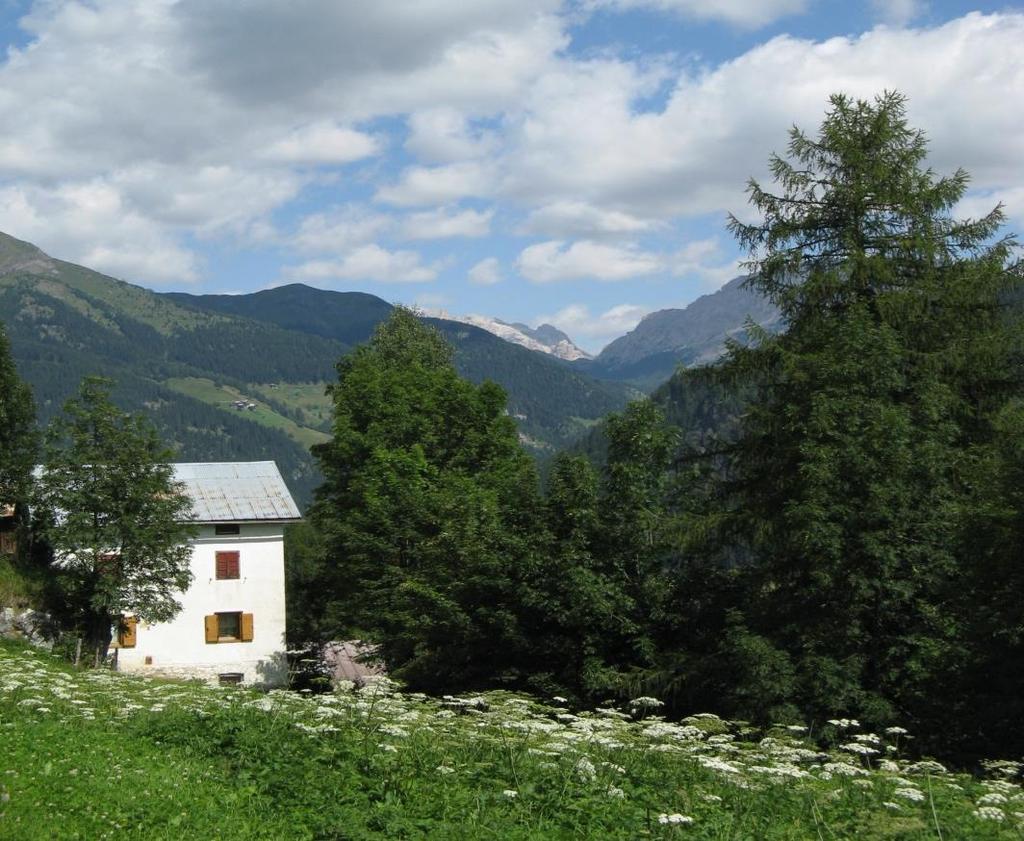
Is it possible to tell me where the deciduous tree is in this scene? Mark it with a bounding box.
[34,376,195,663]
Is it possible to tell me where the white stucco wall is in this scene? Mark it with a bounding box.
[116,523,288,687]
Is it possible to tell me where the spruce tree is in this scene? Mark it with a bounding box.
[0,321,36,513]
[711,92,1021,728]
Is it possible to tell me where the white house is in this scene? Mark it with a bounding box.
[113,461,301,687]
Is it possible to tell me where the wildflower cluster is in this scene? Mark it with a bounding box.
[2,642,1024,839]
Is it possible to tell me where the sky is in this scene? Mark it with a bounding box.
[0,1,1021,353]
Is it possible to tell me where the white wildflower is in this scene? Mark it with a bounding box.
[840,742,879,756]
[630,696,663,709]
[894,788,925,802]
[973,806,1005,822]
[885,726,909,736]
[978,793,1008,806]
[503,789,518,799]
[883,801,902,811]
[436,766,455,776]
[658,814,694,825]
[575,757,597,782]
[606,786,625,799]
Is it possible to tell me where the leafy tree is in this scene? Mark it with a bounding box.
[310,308,544,691]
[33,377,196,663]
[705,91,1021,729]
[0,321,36,513]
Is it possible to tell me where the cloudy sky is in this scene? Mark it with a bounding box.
[0,1,1021,351]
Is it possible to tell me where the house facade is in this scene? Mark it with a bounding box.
[114,461,301,687]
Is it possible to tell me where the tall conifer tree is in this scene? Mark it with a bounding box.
[709,92,1021,727]
[0,321,36,512]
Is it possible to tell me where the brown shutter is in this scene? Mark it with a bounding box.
[119,616,137,648]
[205,614,219,643]
[240,613,254,642]
[215,551,240,580]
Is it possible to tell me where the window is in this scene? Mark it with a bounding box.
[218,672,244,686]
[215,523,240,536]
[215,551,240,580]
[205,612,253,643]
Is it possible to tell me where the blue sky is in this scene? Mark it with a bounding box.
[0,1,1021,351]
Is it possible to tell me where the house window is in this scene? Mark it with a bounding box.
[215,524,240,536]
[218,672,244,686]
[205,612,254,643]
[215,551,240,580]
[217,611,241,640]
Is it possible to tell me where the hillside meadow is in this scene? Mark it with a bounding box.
[1,641,1022,840]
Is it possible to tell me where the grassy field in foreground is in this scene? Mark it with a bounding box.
[1,641,1022,840]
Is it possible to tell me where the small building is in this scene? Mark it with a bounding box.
[114,461,301,687]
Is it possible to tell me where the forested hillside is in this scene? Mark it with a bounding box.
[0,232,636,506]
[168,284,637,451]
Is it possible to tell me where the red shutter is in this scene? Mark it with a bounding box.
[215,551,240,579]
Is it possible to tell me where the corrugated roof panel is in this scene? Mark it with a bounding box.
[172,461,302,523]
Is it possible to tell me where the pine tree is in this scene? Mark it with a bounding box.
[710,92,1022,727]
[0,321,36,512]
[310,308,543,690]
[33,377,196,662]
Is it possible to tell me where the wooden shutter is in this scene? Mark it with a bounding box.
[204,614,219,643]
[118,616,137,648]
[215,551,240,579]
[240,613,254,642]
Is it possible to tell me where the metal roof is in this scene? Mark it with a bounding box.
[172,462,302,523]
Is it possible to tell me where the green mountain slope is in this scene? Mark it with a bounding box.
[1,232,636,506]
[167,284,637,450]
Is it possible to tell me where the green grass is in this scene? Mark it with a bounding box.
[2,641,1023,839]
[163,377,329,450]
[0,556,42,611]
[251,381,332,430]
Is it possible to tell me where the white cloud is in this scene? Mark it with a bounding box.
[521,201,656,238]
[870,0,925,27]
[537,302,651,351]
[468,257,502,285]
[518,240,663,283]
[376,162,495,206]
[406,108,499,163]
[262,123,380,164]
[0,183,199,285]
[587,0,809,28]
[401,207,493,240]
[287,244,439,283]
[293,206,394,253]
[500,13,1024,223]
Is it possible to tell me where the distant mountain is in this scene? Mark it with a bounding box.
[0,231,635,506]
[168,286,630,449]
[434,312,591,361]
[575,276,782,389]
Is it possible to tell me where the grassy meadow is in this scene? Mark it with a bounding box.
[1,641,1023,839]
